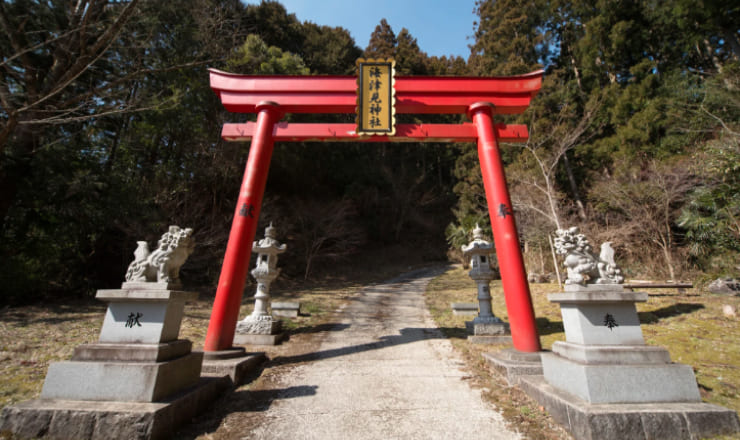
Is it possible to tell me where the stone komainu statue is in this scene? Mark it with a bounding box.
[553,227,624,286]
[125,225,194,285]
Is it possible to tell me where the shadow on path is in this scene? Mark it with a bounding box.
[287,323,351,335]
[176,385,319,439]
[231,385,319,412]
[269,326,464,367]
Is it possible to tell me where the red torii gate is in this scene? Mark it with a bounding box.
[205,68,544,353]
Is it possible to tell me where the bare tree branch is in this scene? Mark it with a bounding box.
[18,0,140,114]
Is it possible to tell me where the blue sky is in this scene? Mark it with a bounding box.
[244,0,478,58]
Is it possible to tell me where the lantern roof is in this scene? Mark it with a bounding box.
[252,223,287,255]
[462,224,494,257]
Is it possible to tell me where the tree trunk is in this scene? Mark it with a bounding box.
[562,151,587,221]
[661,244,676,282]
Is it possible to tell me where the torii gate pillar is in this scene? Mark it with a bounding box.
[204,102,281,351]
[469,103,540,352]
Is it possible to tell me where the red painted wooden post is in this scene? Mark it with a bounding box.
[468,102,542,353]
[204,102,281,352]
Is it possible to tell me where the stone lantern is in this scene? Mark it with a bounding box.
[462,224,509,341]
[235,223,286,345]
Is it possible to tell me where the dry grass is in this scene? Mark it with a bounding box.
[2,260,738,439]
[0,245,430,413]
[0,284,375,411]
[424,265,740,439]
[0,301,106,409]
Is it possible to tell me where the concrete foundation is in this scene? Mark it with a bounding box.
[483,349,543,384]
[0,377,230,440]
[519,375,740,440]
[201,350,266,386]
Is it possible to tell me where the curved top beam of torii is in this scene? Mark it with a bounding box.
[209,68,544,115]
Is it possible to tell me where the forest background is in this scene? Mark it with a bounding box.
[1,0,738,304]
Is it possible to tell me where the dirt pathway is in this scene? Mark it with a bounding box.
[187,267,522,440]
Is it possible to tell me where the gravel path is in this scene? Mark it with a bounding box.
[238,267,522,440]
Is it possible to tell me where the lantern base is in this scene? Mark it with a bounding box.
[466,316,509,336]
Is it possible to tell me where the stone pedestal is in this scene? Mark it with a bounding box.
[272,301,301,318]
[1,284,225,440]
[542,286,701,404]
[40,288,202,402]
[235,315,284,345]
[466,315,508,335]
[521,284,740,439]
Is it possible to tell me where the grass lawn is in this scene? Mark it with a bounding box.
[424,265,740,440]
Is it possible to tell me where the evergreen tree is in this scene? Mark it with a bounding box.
[469,0,548,75]
[364,18,397,59]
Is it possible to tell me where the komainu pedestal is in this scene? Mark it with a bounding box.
[40,286,203,402]
[518,228,740,440]
[542,285,700,404]
[0,227,230,440]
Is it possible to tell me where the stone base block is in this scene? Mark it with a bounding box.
[483,349,543,385]
[451,303,478,316]
[542,352,701,404]
[95,289,197,344]
[201,352,266,386]
[563,283,627,293]
[201,347,249,360]
[72,340,192,362]
[468,335,512,345]
[465,317,509,336]
[519,375,740,440]
[233,333,284,346]
[271,302,300,318]
[0,377,230,440]
[120,281,183,291]
[40,352,203,402]
[552,341,671,364]
[236,316,282,335]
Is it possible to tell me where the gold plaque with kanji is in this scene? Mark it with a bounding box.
[356,59,396,136]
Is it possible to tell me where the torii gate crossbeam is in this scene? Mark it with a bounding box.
[205,69,544,354]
